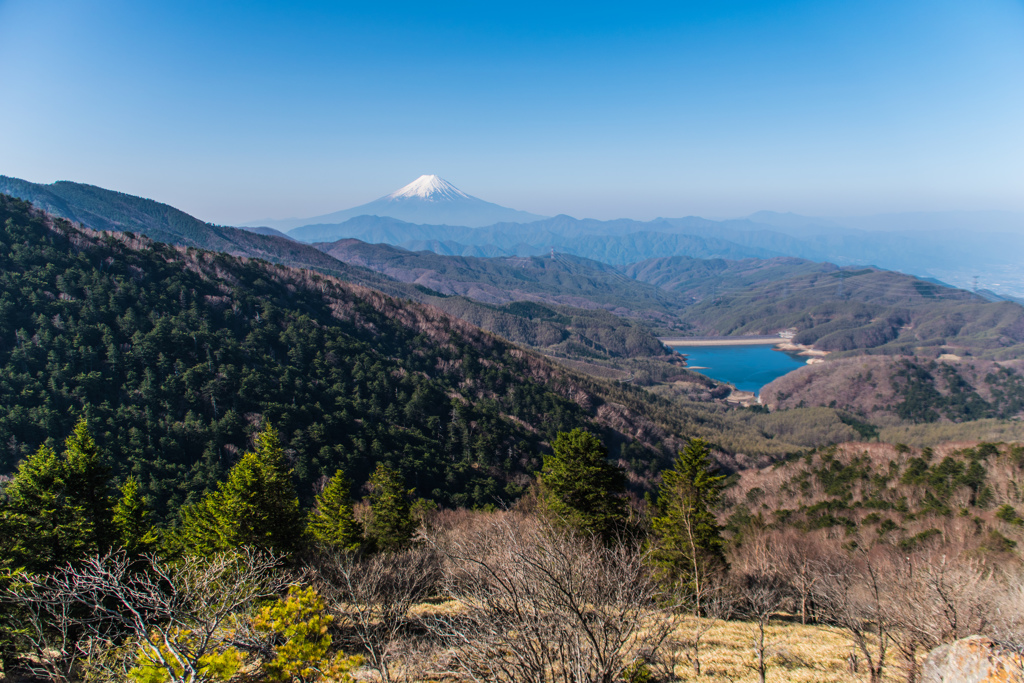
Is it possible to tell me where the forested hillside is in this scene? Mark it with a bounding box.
[632,256,1024,357]
[725,440,1024,557]
[0,175,359,275]
[10,193,977,524]
[0,195,689,519]
[0,178,679,361]
[762,355,1024,424]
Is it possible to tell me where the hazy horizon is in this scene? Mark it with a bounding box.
[2,0,1023,225]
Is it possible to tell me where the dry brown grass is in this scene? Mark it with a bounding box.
[396,602,904,683]
[665,616,894,682]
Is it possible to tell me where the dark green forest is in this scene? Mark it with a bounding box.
[0,195,626,519]
[891,359,1024,423]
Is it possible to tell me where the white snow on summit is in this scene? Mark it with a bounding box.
[387,175,469,202]
[252,174,548,233]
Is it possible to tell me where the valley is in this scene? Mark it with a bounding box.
[2,176,1023,683]
[2,175,1023,459]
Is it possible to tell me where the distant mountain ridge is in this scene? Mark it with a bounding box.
[285,208,1024,296]
[317,238,690,312]
[250,175,548,231]
[0,175,381,282]
[9,173,1024,296]
[296,214,786,263]
[0,177,677,358]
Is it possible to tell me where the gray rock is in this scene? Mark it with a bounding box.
[922,636,1024,683]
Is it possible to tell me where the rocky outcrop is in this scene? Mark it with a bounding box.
[922,636,1023,683]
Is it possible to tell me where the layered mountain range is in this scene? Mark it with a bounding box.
[3,173,1023,363]
[0,192,920,516]
[235,175,1024,298]
[1,172,1024,472]
[7,173,1024,298]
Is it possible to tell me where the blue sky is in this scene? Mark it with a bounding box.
[1,0,1022,223]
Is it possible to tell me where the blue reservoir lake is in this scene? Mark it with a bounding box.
[671,345,807,394]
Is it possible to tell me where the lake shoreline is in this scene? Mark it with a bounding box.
[667,342,808,394]
[659,336,784,347]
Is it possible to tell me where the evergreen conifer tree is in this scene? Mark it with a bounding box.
[63,420,116,549]
[0,420,114,572]
[177,424,305,555]
[651,438,727,610]
[113,476,158,555]
[537,428,627,541]
[366,463,415,551]
[308,469,363,552]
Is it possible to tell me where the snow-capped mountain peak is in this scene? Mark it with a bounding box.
[387,175,469,202]
[252,174,548,234]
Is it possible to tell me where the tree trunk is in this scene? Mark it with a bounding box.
[757,621,767,683]
[903,642,919,683]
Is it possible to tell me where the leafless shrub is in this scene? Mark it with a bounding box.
[875,549,996,682]
[311,547,441,683]
[649,591,727,680]
[763,528,841,625]
[981,566,1024,675]
[426,513,676,683]
[816,551,894,683]
[732,571,787,683]
[4,548,286,683]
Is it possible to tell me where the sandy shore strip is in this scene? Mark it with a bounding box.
[659,336,785,347]
[775,341,829,356]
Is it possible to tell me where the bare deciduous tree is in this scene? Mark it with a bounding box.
[817,553,893,683]
[734,571,786,683]
[767,528,838,625]
[311,547,440,683]
[5,548,286,683]
[427,513,676,683]
[649,590,727,680]
[989,567,1024,676]
[876,550,994,682]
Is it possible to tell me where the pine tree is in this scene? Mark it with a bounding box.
[1,445,91,571]
[113,476,158,555]
[177,424,305,555]
[538,428,627,541]
[651,438,727,610]
[366,463,415,551]
[0,420,114,572]
[63,420,116,550]
[308,469,363,552]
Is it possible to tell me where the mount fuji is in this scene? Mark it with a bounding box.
[247,175,547,234]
